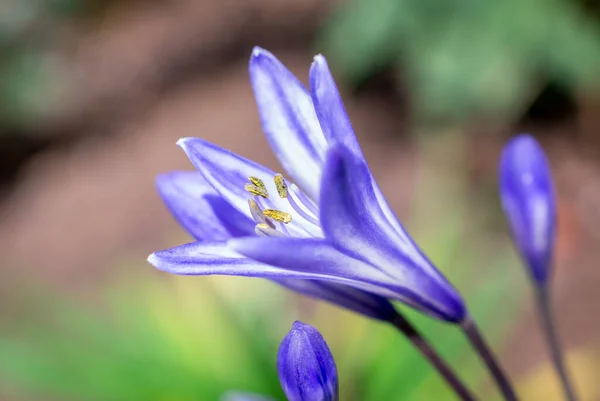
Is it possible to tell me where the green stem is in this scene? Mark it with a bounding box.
[536,286,577,401]
[391,313,477,401]
[461,316,519,401]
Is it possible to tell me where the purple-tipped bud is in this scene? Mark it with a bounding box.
[277,321,338,401]
[499,134,557,284]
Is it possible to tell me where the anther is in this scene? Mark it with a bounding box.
[248,199,275,228]
[249,176,266,191]
[274,174,288,198]
[255,223,286,237]
[263,209,292,224]
[245,183,268,198]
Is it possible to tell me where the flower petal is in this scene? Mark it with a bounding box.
[276,279,398,321]
[229,237,402,297]
[499,134,556,284]
[156,171,254,241]
[309,55,361,157]
[319,146,407,264]
[229,236,460,321]
[277,321,338,401]
[249,47,327,200]
[177,137,315,237]
[309,55,408,241]
[149,240,385,288]
[319,146,466,322]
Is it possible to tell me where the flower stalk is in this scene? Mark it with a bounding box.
[460,317,518,401]
[536,286,577,401]
[391,314,476,401]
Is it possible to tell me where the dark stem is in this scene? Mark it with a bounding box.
[536,286,577,401]
[391,314,477,401]
[461,316,518,401]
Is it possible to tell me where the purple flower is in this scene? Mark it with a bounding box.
[221,322,337,401]
[147,47,465,322]
[499,134,557,284]
[277,321,338,401]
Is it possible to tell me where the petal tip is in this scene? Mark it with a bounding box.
[251,46,267,58]
[250,46,275,65]
[310,54,329,78]
[291,320,307,331]
[147,252,159,267]
[176,137,194,150]
[312,54,327,65]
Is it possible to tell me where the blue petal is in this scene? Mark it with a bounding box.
[229,237,403,298]
[276,279,398,322]
[156,171,254,241]
[319,146,466,322]
[309,55,361,158]
[150,236,398,320]
[220,391,275,401]
[277,321,338,401]
[250,47,327,200]
[309,55,408,241]
[177,137,315,238]
[150,240,396,321]
[149,240,389,289]
[499,134,556,284]
[230,236,460,320]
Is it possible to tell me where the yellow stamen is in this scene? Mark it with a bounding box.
[255,223,286,237]
[274,174,288,198]
[263,209,292,224]
[245,183,268,198]
[248,199,275,228]
[249,176,266,191]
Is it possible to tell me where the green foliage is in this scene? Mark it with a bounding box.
[0,277,286,401]
[0,227,524,400]
[319,0,600,122]
[0,257,521,401]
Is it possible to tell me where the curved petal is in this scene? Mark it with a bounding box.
[230,236,462,321]
[156,171,254,241]
[149,240,389,289]
[177,137,315,238]
[309,55,361,157]
[276,279,398,321]
[319,147,466,322]
[319,147,407,263]
[277,321,338,401]
[309,55,407,240]
[250,47,327,200]
[499,134,556,284]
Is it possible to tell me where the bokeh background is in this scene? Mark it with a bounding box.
[1,0,600,400]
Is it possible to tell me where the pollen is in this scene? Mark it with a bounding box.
[263,209,292,224]
[245,183,268,198]
[249,176,266,190]
[274,174,288,198]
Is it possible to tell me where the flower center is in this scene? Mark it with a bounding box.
[244,174,321,238]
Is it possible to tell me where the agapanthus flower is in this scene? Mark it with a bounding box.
[277,321,338,401]
[148,47,465,322]
[222,321,337,401]
[499,134,557,284]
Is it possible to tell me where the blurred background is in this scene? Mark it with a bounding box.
[1,0,600,399]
